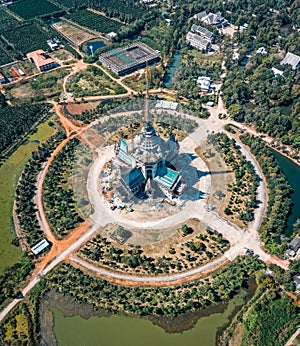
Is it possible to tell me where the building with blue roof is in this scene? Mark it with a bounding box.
[115,121,181,199]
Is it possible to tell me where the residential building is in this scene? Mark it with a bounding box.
[271,67,284,76]
[186,32,211,52]
[106,32,117,39]
[293,275,300,294]
[26,50,57,72]
[194,10,207,21]
[290,236,300,252]
[197,76,211,92]
[0,72,6,83]
[47,39,60,50]
[191,24,214,41]
[256,47,267,55]
[280,52,300,70]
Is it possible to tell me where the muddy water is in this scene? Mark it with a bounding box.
[44,285,254,346]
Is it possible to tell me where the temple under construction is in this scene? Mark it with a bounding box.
[114,68,181,201]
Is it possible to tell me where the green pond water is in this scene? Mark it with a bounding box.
[271,149,300,235]
[53,290,247,346]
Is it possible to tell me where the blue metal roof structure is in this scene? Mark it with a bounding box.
[122,167,146,191]
[154,167,179,190]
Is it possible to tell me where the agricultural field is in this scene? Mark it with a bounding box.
[2,24,50,55]
[6,68,70,103]
[67,65,126,97]
[0,46,13,66]
[53,0,145,23]
[66,9,124,34]
[52,21,97,46]
[0,8,20,31]
[51,0,82,9]
[9,0,62,20]
[0,120,54,274]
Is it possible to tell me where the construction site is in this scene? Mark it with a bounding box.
[99,41,161,76]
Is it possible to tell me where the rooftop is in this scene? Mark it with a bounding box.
[280,52,300,70]
[31,239,50,255]
[191,24,214,39]
[155,100,178,110]
[26,50,55,69]
[99,42,160,74]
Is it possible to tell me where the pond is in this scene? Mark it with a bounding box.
[84,41,106,56]
[163,50,181,88]
[52,289,249,346]
[271,149,300,236]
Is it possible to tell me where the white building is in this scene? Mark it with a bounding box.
[197,76,211,92]
[280,52,300,70]
[271,67,284,77]
[194,10,226,27]
[256,47,267,55]
[186,32,211,52]
[191,24,214,41]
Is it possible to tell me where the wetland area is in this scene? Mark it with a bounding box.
[41,281,256,346]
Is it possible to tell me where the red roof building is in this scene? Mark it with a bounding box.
[26,50,57,72]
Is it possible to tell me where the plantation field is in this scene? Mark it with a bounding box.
[53,0,145,23]
[66,9,123,34]
[52,21,96,46]
[0,46,13,66]
[2,24,50,54]
[51,0,82,8]
[0,9,20,31]
[9,0,62,20]
[0,120,54,274]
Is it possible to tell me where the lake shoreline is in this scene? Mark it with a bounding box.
[41,281,256,346]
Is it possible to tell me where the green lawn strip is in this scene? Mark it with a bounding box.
[0,120,54,274]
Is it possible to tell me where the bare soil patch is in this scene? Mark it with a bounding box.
[66,101,100,115]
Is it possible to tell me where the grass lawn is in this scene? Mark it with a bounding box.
[0,120,54,274]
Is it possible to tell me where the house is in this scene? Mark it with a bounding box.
[256,47,267,55]
[271,67,284,76]
[194,10,207,22]
[197,11,224,26]
[290,236,300,252]
[0,72,6,84]
[280,52,300,70]
[26,50,57,72]
[293,275,300,294]
[106,32,117,39]
[47,39,60,50]
[186,32,211,52]
[191,24,214,41]
[197,76,211,92]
